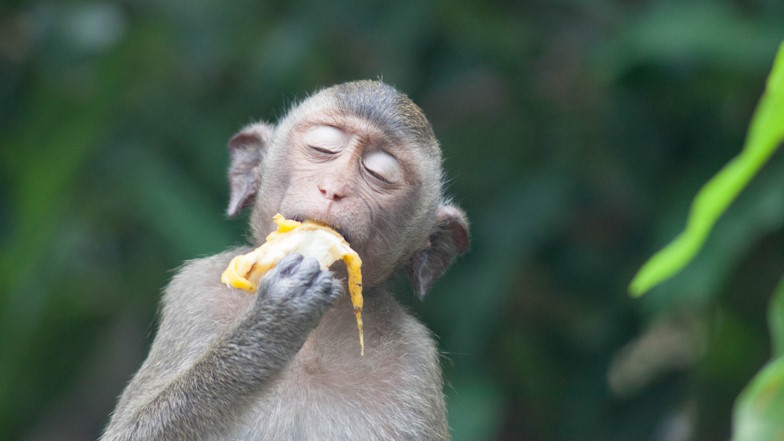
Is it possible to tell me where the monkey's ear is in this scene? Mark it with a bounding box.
[408,204,470,299]
[226,122,275,217]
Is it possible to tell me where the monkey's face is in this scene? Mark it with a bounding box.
[256,113,439,287]
[233,81,466,296]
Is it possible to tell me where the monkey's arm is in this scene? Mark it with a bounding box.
[101,253,340,441]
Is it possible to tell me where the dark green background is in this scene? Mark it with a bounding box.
[2,1,783,440]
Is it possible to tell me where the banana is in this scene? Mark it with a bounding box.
[221,214,364,355]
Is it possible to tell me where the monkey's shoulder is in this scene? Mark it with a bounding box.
[161,247,255,325]
[169,247,252,287]
[392,311,444,382]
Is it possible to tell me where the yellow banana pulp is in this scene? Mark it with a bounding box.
[221,214,364,355]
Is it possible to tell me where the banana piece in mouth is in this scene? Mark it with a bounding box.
[221,214,364,355]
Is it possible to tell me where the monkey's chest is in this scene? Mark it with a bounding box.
[230,356,413,440]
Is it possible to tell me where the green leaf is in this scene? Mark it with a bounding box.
[731,272,784,441]
[732,356,784,441]
[629,42,784,297]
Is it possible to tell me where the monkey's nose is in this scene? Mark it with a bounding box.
[318,179,350,201]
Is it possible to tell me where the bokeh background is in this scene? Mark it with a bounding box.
[2,1,784,440]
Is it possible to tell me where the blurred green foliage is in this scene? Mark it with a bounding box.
[732,277,784,441]
[630,43,784,297]
[1,1,784,440]
[622,42,784,440]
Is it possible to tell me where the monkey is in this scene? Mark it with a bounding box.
[101,80,470,441]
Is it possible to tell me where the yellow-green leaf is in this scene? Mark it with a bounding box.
[732,356,784,441]
[630,42,784,297]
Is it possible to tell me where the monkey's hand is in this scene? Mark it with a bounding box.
[255,253,342,334]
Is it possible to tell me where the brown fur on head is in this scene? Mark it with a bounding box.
[226,80,468,296]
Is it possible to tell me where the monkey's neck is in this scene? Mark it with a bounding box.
[332,284,396,321]
[304,285,398,357]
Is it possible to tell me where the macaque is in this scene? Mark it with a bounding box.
[101,80,469,440]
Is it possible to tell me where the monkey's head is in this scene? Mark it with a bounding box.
[226,80,469,297]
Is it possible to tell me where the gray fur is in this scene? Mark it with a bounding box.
[102,253,341,440]
[102,81,467,441]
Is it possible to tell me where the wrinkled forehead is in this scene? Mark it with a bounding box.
[285,81,442,161]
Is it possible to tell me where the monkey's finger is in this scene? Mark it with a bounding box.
[272,253,305,277]
[295,256,322,285]
[327,277,343,304]
[313,271,342,303]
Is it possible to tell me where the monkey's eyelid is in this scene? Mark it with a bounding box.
[309,145,340,154]
[303,125,347,150]
[362,151,401,184]
[364,166,393,184]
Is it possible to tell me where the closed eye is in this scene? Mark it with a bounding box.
[363,151,401,184]
[310,145,338,155]
[365,167,391,184]
[304,125,347,153]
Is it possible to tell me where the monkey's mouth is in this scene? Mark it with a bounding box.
[288,214,352,243]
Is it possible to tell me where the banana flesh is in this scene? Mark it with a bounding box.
[221,214,364,355]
